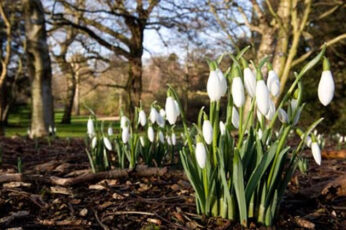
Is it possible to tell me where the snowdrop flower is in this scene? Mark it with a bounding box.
[159,109,166,119]
[318,57,334,106]
[171,133,176,145]
[174,100,180,117]
[207,68,227,101]
[256,80,270,115]
[232,107,239,129]
[311,142,321,165]
[148,126,155,143]
[49,125,53,134]
[278,108,288,123]
[219,121,226,135]
[339,136,344,144]
[195,142,206,169]
[140,136,145,147]
[87,118,95,137]
[293,107,302,126]
[202,120,213,145]
[138,110,146,126]
[120,116,129,129]
[305,136,312,148]
[91,137,97,149]
[158,131,165,143]
[265,99,276,121]
[258,129,263,139]
[150,107,159,124]
[232,77,245,107]
[243,67,256,97]
[156,113,165,128]
[166,135,172,145]
[267,70,280,97]
[54,127,57,134]
[165,96,179,125]
[121,127,130,144]
[107,127,113,136]
[103,137,112,150]
[313,130,318,136]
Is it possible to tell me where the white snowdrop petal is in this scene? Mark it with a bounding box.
[318,70,334,106]
[278,108,288,123]
[121,128,130,144]
[104,137,113,150]
[195,142,207,169]
[311,142,322,165]
[232,107,239,129]
[219,121,226,135]
[243,67,256,97]
[202,120,213,145]
[232,77,245,107]
[256,80,270,115]
[138,110,147,126]
[148,126,155,143]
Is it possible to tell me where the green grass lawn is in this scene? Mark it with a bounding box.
[5,106,119,138]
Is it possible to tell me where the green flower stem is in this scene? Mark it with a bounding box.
[212,101,220,166]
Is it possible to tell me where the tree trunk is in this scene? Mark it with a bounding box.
[74,73,80,115]
[127,57,142,120]
[61,73,76,124]
[256,27,276,67]
[23,0,54,138]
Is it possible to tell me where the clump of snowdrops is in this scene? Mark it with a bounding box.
[171,45,334,226]
[85,103,179,172]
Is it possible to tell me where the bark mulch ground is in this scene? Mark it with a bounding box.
[0,137,345,229]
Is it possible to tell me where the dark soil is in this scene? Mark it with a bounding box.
[0,137,345,229]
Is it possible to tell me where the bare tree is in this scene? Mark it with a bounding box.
[23,0,54,137]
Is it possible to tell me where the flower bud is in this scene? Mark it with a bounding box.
[103,137,112,150]
[232,77,245,107]
[267,70,280,97]
[202,120,213,145]
[195,142,206,169]
[138,110,147,126]
[107,127,113,136]
[265,98,276,121]
[311,142,321,165]
[140,136,145,147]
[149,107,158,124]
[120,116,129,129]
[256,80,270,115]
[231,107,239,129]
[159,109,166,119]
[207,68,227,102]
[91,136,97,149]
[243,67,256,97]
[219,121,226,135]
[87,118,95,138]
[158,131,165,143]
[171,133,176,145]
[121,127,130,144]
[148,126,155,143]
[278,108,288,123]
[165,97,179,125]
[318,70,334,106]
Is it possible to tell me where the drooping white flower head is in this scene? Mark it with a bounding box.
[202,120,213,145]
[87,118,95,138]
[103,137,112,150]
[156,112,165,128]
[148,126,155,143]
[158,131,165,143]
[305,136,312,148]
[256,80,270,115]
[267,70,280,97]
[91,136,97,149]
[232,107,239,129]
[293,106,302,126]
[258,129,263,139]
[49,125,53,134]
[166,135,172,145]
[107,127,113,136]
[149,107,158,124]
[140,136,145,147]
[311,142,321,165]
[243,67,256,97]
[138,110,147,127]
[318,70,334,106]
[195,142,207,169]
[265,98,276,121]
[278,108,288,123]
[171,133,176,145]
[207,68,227,102]
[120,116,129,129]
[232,77,245,107]
[219,121,226,136]
[165,96,179,125]
[121,127,130,144]
[290,99,298,112]
[174,100,180,117]
[159,109,166,119]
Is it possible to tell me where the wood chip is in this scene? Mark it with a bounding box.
[294,216,315,229]
[50,186,73,195]
[0,211,30,224]
[3,182,31,188]
[79,208,88,217]
[147,218,162,225]
[89,184,106,190]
